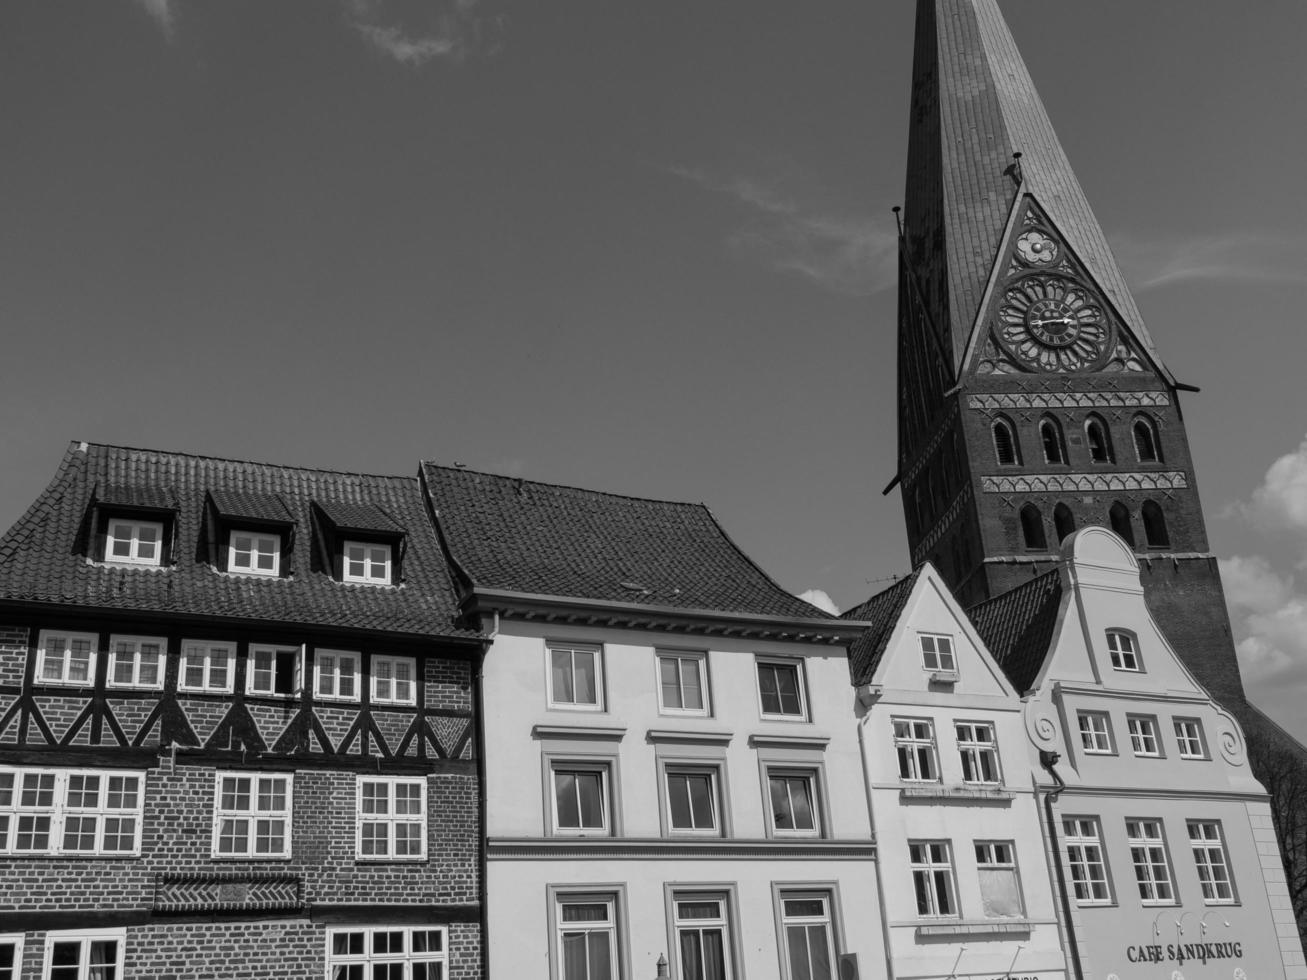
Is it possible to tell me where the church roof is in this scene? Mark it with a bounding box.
[903,0,1164,376]
[966,568,1062,693]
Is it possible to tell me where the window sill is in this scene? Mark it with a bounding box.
[748,733,830,749]
[899,784,1015,803]
[647,728,733,745]
[915,920,1033,938]
[533,723,627,741]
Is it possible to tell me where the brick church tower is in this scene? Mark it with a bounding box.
[892,0,1246,707]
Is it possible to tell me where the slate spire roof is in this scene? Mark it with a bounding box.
[902,0,1163,375]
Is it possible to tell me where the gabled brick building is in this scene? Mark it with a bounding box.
[0,442,484,979]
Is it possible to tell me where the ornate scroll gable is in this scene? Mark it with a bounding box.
[973,200,1149,377]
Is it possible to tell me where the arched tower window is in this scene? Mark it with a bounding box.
[1054,503,1076,543]
[1142,500,1169,548]
[1020,504,1047,551]
[992,417,1020,466]
[1085,415,1114,463]
[1133,416,1161,463]
[1109,501,1135,547]
[1040,417,1067,465]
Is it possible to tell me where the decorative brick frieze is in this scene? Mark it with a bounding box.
[967,390,1171,411]
[154,872,303,913]
[980,471,1188,494]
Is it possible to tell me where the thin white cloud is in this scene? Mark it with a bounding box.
[132,0,175,40]
[355,24,456,66]
[1113,231,1307,292]
[798,589,840,616]
[1228,435,1307,542]
[345,0,504,67]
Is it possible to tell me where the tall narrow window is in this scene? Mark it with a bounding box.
[757,660,806,719]
[1142,501,1169,548]
[1020,504,1047,550]
[1133,416,1161,463]
[0,935,20,980]
[1188,821,1236,904]
[975,841,1024,918]
[551,764,610,836]
[1127,716,1162,757]
[658,652,708,715]
[1054,503,1076,543]
[909,841,957,917]
[1063,818,1112,904]
[1085,415,1114,463]
[1077,713,1113,754]
[1126,818,1175,904]
[549,644,603,710]
[779,893,837,980]
[1174,719,1207,759]
[1040,417,1067,465]
[674,895,734,980]
[956,722,1000,784]
[767,770,820,836]
[993,417,1020,466]
[556,897,618,980]
[665,768,719,835]
[1106,630,1141,671]
[1109,502,1135,546]
[894,719,938,782]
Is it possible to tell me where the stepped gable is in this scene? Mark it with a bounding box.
[0,442,476,638]
[840,571,921,686]
[966,568,1062,693]
[421,463,833,623]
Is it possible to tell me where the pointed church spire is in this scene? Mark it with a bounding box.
[903,0,1165,378]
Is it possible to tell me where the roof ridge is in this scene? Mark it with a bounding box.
[82,441,417,483]
[420,462,710,511]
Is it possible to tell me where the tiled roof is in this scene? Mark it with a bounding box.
[0,442,477,639]
[421,464,833,623]
[966,568,1062,693]
[315,499,405,535]
[841,570,921,686]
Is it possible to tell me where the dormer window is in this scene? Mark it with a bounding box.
[228,530,281,577]
[344,541,392,585]
[1106,630,1141,672]
[313,500,405,586]
[207,490,295,578]
[919,634,956,673]
[106,519,164,566]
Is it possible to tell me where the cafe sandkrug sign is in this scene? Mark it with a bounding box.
[1126,941,1243,968]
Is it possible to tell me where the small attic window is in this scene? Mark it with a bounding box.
[106,518,164,566]
[313,499,405,586]
[344,541,392,585]
[93,483,177,567]
[208,489,294,578]
[228,530,281,577]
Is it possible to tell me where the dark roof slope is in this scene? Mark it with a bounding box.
[421,464,831,622]
[841,571,921,686]
[966,569,1062,693]
[0,442,476,639]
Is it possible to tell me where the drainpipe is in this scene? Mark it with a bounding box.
[1039,751,1084,980]
[856,699,896,980]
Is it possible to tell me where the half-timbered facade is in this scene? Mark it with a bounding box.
[0,442,484,979]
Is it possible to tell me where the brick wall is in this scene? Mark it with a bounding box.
[0,625,28,688]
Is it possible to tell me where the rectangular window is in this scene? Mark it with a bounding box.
[105,518,163,566]
[674,895,734,980]
[665,768,719,835]
[246,644,301,696]
[227,530,280,576]
[371,655,417,706]
[757,660,806,719]
[1063,817,1112,905]
[357,776,425,860]
[344,541,392,585]
[1077,712,1113,754]
[976,841,1024,917]
[909,841,957,917]
[36,631,98,687]
[1175,719,1207,759]
[1107,630,1141,671]
[315,649,360,701]
[106,635,165,690]
[919,634,956,672]
[658,651,708,715]
[1127,716,1162,757]
[0,935,22,980]
[556,896,618,980]
[213,773,291,858]
[0,768,143,857]
[551,764,610,836]
[894,719,938,781]
[1126,818,1175,904]
[1188,821,1236,904]
[779,893,836,980]
[956,722,1001,784]
[43,929,125,980]
[179,641,234,693]
[549,644,603,710]
[326,926,446,980]
[767,770,820,837]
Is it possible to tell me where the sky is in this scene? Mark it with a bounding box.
[3,1,1307,741]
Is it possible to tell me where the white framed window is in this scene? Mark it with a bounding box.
[106,635,165,690]
[556,895,619,980]
[1106,630,1141,671]
[1126,818,1175,904]
[36,631,97,687]
[756,659,807,719]
[1063,817,1112,905]
[0,767,144,857]
[314,649,360,701]
[1175,718,1207,759]
[371,655,416,706]
[179,641,234,693]
[1188,820,1236,904]
[778,892,837,980]
[326,926,446,980]
[909,840,958,917]
[1077,712,1113,754]
[548,643,603,711]
[212,773,291,858]
[976,841,1024,918]
[919,633,956,672]
[551,763,610,836]
[43,928,125,980]
[105,518,163,566]
[0,934,22,980]
[665,767,719,836]
[956,722,1000,784]
[344,541,392,585]
[674,895,735,980]
[657,651,708,715]
[246,644,302,697]
[356,776,425,860]
[1127,716,1162,757]
[767,769,820,837]
[893,718,939,781]
[227,530,280,577]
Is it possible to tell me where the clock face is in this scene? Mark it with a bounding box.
[997,275,1111,372]
[1016,229,1058,266]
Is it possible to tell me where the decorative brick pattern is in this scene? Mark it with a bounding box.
[980,470,1188,494]
[967,390,1170,411]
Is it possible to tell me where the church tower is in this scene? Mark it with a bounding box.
[893,0,1245,707]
